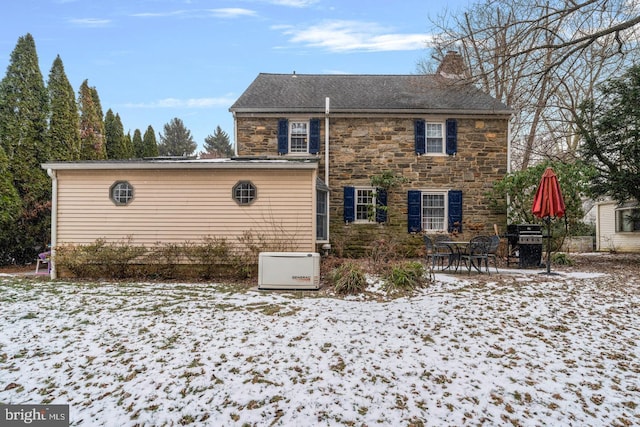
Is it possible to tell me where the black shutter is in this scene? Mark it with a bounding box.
[446,119,457,155]
[414,120,425,155]
[448,190,462,232]
[407,190,422,233]
[277,119,288,154]
[309,118,320,154]
[376,188,387,223]
[343,186,355,223]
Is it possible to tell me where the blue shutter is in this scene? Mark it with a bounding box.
[309,118,320,154]
[407,190,422,233]
[277,119,288,154]
[343,186,355,223]
[375,188,387,223]
[446,119,457,155]
[414,120,426,155]
[448,190,462,232]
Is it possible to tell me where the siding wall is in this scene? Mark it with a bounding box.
[596,202,640,252]
[55,168,316,251]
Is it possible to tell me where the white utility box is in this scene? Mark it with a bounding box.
[258,252,321,290]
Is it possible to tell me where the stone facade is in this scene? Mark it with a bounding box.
[236,114,509,256]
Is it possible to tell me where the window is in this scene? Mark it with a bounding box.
[233,181,257,205]
[615,205,640,232]
[414,119,457,155]
[422,193,446,231]
[356,188,375,222]
[317,189,328,241]
[278,119,320,155]
[407,190,462,233]
[110,181,133,205]
[343,186,387,224]
[425,123,444,153]
[290,121,308,153]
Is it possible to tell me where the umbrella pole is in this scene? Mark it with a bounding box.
[546,217,551,274]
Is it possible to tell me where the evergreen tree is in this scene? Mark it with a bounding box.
[578,64,640,206]
[132,129,144,158]
[0,146,22,263]
[0,33,51,263]
[105,109,128,159]
[203,125,233,158]
[158,117,196,157]
[123,129,134,159]
[78,79,106,159]
[142,125,159,158]
[47,55,80,161]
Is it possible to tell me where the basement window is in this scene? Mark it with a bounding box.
[233,181,257,205]
[110,181,134,206]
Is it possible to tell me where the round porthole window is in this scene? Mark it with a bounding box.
[110,181,134,205]
[233,181,256,205]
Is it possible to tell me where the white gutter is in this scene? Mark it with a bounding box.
[46,168,57,279]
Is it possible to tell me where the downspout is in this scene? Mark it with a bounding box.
[324,97,330,186]
[233,111,238,157]
[324,97,331,250]
[47,168,58,279]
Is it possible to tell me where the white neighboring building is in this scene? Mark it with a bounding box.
[595,200,640,252]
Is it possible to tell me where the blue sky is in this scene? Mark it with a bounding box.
[0,0,470,152]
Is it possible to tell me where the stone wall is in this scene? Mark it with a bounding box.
[236,114,509,256]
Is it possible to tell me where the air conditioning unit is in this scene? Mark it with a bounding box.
[258,252,321,290]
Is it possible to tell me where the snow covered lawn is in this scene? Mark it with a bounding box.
[1,258,639,426]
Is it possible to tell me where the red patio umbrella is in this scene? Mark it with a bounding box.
[532,167,566,274]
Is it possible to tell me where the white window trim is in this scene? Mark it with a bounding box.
[354,186,377,224]
[289,120,310,155]
[420,190,449,232]
[424,121,446,156]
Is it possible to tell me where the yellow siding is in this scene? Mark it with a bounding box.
[55,168,316,251]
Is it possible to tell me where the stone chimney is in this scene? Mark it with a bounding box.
[436,51,468,80]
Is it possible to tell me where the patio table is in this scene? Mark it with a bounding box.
[438,241,470,271]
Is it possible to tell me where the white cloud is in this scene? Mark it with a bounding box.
[68,18,111,27]
[121,96,235,109]
[277,20,430,52]
[130,10,188,18]
[131,8,256,19]
[268,0,319,7]
[206,8,257,18]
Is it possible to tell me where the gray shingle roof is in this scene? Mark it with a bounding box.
[229,73,512,115]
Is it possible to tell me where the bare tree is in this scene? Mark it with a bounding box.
[422,0,640,170]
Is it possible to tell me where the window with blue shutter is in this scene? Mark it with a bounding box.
[448,190,462,232]
[375,188,387,223]
[277,119,288,154]
[407,190,422,232]
[446,119,457,155]
[414,120,426,155]
[343,186,355,223]
[309,118,320,154]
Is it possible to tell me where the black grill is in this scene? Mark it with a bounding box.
[506,224,543,268]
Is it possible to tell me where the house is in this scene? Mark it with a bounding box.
[229,52,513,255]
[41,158,319,278]
[595,200,640,252]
